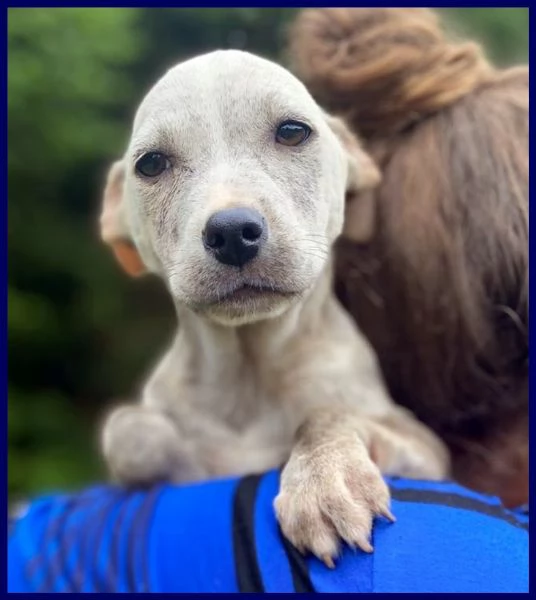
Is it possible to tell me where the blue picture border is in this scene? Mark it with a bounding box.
[3,3,532,596]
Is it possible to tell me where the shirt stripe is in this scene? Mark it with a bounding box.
[232,474,265,592]
[390,487,529,531]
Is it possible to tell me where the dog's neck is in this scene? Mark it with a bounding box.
[174,259,335,369]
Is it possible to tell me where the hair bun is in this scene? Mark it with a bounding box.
[288,8,493,138]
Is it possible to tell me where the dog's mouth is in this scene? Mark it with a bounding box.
[184,279,304,324]
[212,283,298,305]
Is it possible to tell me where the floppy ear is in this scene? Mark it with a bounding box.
[325,114,381,243]
[100,160,146,277]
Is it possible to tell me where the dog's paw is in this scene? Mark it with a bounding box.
[101,405,199,486]
[274,440,394,567]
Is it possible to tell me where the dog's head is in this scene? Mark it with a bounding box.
[100,50,379,325]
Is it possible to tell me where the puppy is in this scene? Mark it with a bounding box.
[100,50,449,565]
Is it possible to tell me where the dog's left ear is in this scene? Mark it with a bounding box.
[325,114,381,243]
[100,160,147,277]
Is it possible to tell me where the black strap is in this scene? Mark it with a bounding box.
[280,534,315,593]
[390,487,529,532]
[232,474,265,592]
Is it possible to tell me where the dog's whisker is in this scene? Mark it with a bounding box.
[300,252,329,261]
[300,249,329,259]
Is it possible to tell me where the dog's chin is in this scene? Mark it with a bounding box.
[180,284,304,327]
[204,296,297,327]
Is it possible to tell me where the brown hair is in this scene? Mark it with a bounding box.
[288,8,528,506]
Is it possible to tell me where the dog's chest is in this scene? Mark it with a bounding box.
[205,361,292,434]
[148,328,306,474]
[186,367,295,476]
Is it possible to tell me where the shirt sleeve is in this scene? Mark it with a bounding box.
[7,473,529,593]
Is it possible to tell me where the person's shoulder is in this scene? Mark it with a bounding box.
[372,478,528,593]
[7,475,529,593]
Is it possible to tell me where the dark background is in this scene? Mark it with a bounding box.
[8,8,529,500]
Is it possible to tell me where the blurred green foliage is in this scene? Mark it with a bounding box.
[8,8,528,501]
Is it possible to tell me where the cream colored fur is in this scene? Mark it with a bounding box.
[100,50,449,566]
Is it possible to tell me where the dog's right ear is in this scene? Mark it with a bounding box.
[100,160,146,277]
[325,114,381,244]
[325,114,380,194]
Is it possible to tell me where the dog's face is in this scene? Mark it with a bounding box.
[101,50,379,325]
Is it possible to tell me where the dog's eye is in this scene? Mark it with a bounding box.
[135,152,170,178]
[275,121,312,147]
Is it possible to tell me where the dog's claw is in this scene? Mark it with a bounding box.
[380,507,396,523]
[357,538,374,553]
[322,554,335,569]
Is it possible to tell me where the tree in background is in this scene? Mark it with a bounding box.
[8,8,142,497]
[8,8,528,500]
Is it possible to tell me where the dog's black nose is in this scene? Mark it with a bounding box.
[202,208,266,268]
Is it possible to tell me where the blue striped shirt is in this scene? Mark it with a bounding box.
[8,471,528,593]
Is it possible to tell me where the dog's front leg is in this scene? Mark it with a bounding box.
[101,405,207,486]
[274,406,394,567]
[274,403,450,567]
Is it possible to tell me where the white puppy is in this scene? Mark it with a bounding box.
[100,50,449,566]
